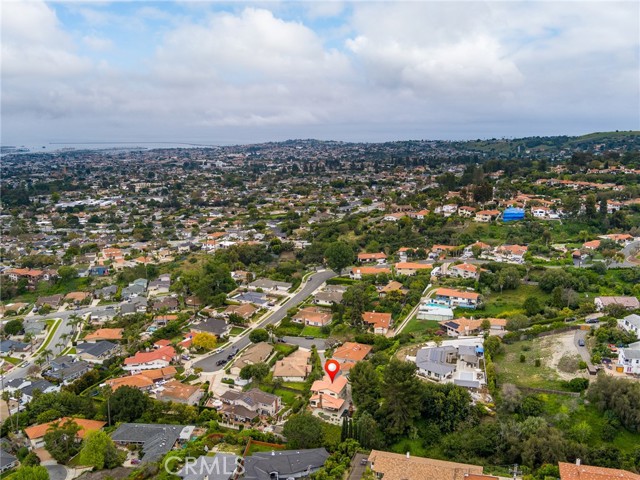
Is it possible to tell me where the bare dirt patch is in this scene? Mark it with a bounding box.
[538,332,587,380]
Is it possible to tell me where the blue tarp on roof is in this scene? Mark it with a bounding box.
[503,207,525,222]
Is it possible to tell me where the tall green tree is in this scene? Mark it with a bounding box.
[350,361,381,414]
[283,413,324,449]
[378,359,424,437]
[324,242,354,273]
[78,430,125,470]
[109,386,149,423]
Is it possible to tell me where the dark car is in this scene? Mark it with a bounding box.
[305,336,315,340]
[578,339,585,347]
[216,359,226,366]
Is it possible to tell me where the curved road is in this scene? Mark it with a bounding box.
[194,269,336,372]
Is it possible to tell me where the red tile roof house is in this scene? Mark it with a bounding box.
[448,263,481,280]
[24,418,106,449]
[349,266,391,280]
[432,288,481,310]
[310,375,349,424]
[332,342,373,372]
[123,345,177,373]
[292,307,333,327]
[363,312,392,335]
[357,252,387,264]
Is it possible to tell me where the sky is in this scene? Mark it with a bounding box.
[1,0,639,146]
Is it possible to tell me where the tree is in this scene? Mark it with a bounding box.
[523,296,541,316]
[78,430,124,470]
[342,284,369,328]
[2,391,13,431]
[283,413,324,449]
[109,386,149,423]
[249,328,269,343]
[192,332,217,351]
[496,266,520,292]
[570,420,592,443]
[57,266,78,283]
[12,466,49,480]
[227,313,246,325]
[240,362,269,382]
[3,319,23,336]
[355,411,385,449]
[379,359,423,437]
[480,319,491,331]
[350,361,381,414]
[44,418,81,464]
[324,242,354,273]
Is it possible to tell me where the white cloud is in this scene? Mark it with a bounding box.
[82,34,113,51]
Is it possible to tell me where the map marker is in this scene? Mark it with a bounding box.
[324,359,340,383]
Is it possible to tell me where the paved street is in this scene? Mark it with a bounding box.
[2,304,118,383]
[195,269,336,371]
[574,329,595,371]
[281,336,327,351]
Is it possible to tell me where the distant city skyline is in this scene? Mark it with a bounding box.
[2,1,639,145]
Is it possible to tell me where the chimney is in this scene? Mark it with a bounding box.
[576,458,581,466]
[406,452,410,459]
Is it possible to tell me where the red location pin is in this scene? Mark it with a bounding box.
[324,359,340,383]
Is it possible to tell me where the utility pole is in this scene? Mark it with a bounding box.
[509,464,522,480]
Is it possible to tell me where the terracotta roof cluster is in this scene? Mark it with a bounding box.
[435,288,480,300]
[24,418,106,440]
[85,328,124,341]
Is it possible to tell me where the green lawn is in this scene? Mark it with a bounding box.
[282,381,307,391]
[300,326,329,338]
[36,318,62,354]
[257,385,300,405]
[494,337,566,390]
[475,284,550,318]
[229,326,246,336]
[247,442,286,455]
[401,317,441,335]
[274,343,298,357]
[2,356,23,366]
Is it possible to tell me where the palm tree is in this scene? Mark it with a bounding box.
[12,390,21,432]
[41,348,53,363]
[1,391,14,431]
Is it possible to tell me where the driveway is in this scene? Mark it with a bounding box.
[348,453,369,480]
[282,336,327,351]
[44,464,67,480]
[574,330,595,371]
[194,269,336,372]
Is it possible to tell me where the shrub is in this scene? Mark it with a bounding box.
[535,358,541,367]
[520,354,526,363]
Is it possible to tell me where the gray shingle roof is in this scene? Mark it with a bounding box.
[243,448,330,480]
[76,341,117,358]
[111,423,192,462]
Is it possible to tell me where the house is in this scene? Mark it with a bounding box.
[395,262,433,276]
[219,388,281,422]
[595,296,640,312]
[190,318,231,337]
[36,294,64,308]
[309,374,349,423]
[363,312,392,335]
[223,303,259,320]
[379,281,407,297]
[156,380,204,405]
[448,263,481,280]
[0,339,30,356]
[350,266,391,280]
[124,345,176,372]
[432,288,481,309]
[64,291,91,304]
[89,266,110,276]
[111,423,195,463]
[583,239,601,250]
[292,307,332,327]
[601,233,634,245]
[332,342,372,371]
[5,268,45,289]
[313,286,345,306]
[122,283,146,300]
[24,417,106,449]
[458,206,476,217]
[367,450,485,480]
[231,291,269,306]
[248,278,292,293]
[357,252,387,264]
[495,244,528,263]
[558,461,640,480]
[383,212,406,222]
[273,349,311,382]
[0,449,18,473]
[94,285,118,299]
[148,275,171,296]
[243,449,330,480]
[230,342,273,376]
[18,380,59,404]
[176,453,239,480]
[439,318,505,336]
[75,341,118,363]
[618,314,640,336]
[474,210,500,222]
[414,343,485,388]
[464,241,491,257]
[531,206,552,218]
[152,296,179,312]
[106,366,177,391]
[417,304,454,321]
[46,356,92,383]
[85,328,124,342]
[617,341,640,375]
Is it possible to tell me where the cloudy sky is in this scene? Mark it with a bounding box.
[2,0,639,146]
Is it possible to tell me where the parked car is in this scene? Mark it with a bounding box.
[578,339,585,347]
[216,359,226,366]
